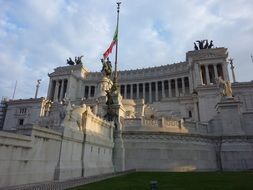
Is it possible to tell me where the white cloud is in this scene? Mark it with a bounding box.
[0,0,253,99]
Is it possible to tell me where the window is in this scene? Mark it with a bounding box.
[19,119,24,126]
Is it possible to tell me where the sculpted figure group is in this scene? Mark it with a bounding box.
[101,58,112,77]
[66,55,84,65]
[194,40,214,50]
[216,76,233,98]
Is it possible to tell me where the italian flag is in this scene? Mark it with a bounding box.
[103,24,118,59]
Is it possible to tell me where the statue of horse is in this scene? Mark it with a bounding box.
[101,58,112,77]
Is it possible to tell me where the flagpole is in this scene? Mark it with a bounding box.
[113,2,121,92]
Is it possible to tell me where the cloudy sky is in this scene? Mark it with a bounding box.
[0,0,253,99]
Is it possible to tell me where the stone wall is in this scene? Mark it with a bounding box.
[221,136,253,171]
[0,127,61,187]
[81,108,114,177]
[0,108,115,188]
[122,132,253,172]
[123,132,218,171]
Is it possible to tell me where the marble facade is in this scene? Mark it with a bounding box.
[1,47,253,188]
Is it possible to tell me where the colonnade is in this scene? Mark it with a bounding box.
[48,79,68,102]
[80,77,190,103]
[200,63,225,85]
[84,85,96,99]
[119,77,190,103]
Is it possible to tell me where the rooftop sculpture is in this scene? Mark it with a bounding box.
[194,40,214,50]
[67,55,84,65]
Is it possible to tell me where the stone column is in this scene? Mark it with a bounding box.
[182,78,185,95]
[229,59,236,83]
[64,80,68,99]
[205,65,210,85]
[59,80,64,101]
[162,81,165,98]
[130,84,133,99]
[83,85,86,98]
[193,96,199,121]
[65,76,71,99]
[143,83,145,102]
[94,85,97,97]
[200,64,205,85]
[149,82,152,103]
[124,85,127,99]
[168,80,172,97]
[47,79,53,100]
[88,85,91,98]
[214,64,218,80]
[175,79,179,97]
[136,83,139,99]
[222,62,230,81]
[54,80,60,102]
[155,81,158,101]
[193,61,202,87]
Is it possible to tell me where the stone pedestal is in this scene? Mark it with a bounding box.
[96,96,107,118]
[96,77,113,98]
[215,97,243,135]
[111,93,126,172]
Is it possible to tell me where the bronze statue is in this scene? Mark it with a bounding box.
[196,40,204,49]
[75,55,83,65]
[104,89,116,121]
[194,40,214,50]
[66,57,75,65]
[101,58,112,77]
[194,42,198,50]
[208,40,214,48]
[204,40,209,49]
[67,56,83,65]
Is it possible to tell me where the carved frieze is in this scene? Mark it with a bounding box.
[186,48,228,62]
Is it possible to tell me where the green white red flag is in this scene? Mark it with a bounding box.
[103,24,118,59]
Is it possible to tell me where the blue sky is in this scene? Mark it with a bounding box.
[0,0,253,99]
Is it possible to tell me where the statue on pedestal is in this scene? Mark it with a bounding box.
[75,55,83,65]
[104,89,116,121]
[66,57,75,65]
[66,55,83,65]
[194,40,214,50]
[101,58,112,77]
[216,77,233,97]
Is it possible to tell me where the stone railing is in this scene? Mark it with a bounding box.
[124,117,209,135]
